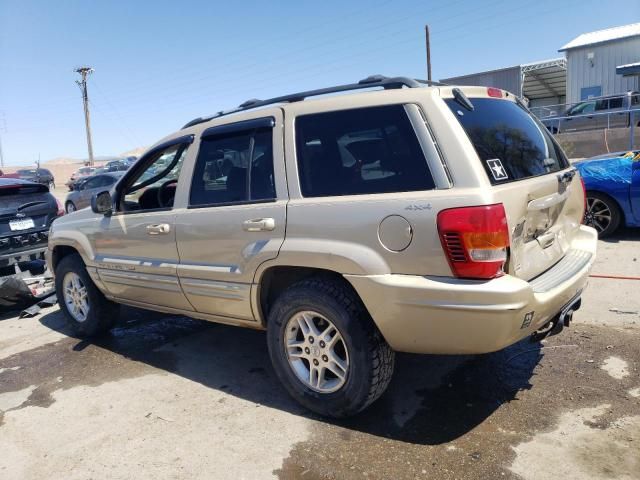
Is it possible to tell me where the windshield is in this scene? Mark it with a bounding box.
[445,97,569,184]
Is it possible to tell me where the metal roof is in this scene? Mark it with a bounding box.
[616,62,640,77]
[521,58,567,100]
[442,59,567,100]
[559,22,640,51]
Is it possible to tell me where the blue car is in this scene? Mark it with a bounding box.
[574,151,640,237]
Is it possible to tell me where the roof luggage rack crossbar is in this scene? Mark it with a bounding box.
[182,75,444,129]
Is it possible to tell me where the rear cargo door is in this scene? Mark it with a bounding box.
[444,93,585,280]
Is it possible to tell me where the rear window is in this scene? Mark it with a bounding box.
[446,97,568,184]
[0,183,48,196]
[295,105,435,197]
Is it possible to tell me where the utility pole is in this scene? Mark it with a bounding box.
[425,25,432,83]
[75,66,95,166]
[0,132,4,169]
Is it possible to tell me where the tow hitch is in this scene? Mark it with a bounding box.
[531,293,582,342]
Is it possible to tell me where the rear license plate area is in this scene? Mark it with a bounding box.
[9,218,35,231]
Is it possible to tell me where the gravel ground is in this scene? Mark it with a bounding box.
[0,230,638,480]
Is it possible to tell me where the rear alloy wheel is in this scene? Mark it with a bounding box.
[584,192,621,237]
[267,277,394,418]
[284,311,349,393]
[66,201,76,213]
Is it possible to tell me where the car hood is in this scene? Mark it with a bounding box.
[51,204,100,228]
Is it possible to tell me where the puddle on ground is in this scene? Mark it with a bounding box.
[0,310,209,419]
[275,324,640,480]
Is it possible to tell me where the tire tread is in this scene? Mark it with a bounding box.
[284,277,394,413]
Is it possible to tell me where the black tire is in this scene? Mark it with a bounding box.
[65,201,76,213]
[55,253,119,337]
[267,277,394,418]
[585,192,622,238]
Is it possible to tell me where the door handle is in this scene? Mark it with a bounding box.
[146,223,171,235]
[242,218,275,232]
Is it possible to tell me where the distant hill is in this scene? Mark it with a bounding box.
[43,147,147,166]
[120,146,147,158]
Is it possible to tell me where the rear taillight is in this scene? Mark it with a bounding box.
[55,198,64,216]
[580,176,587,223]
[437,204,510,279]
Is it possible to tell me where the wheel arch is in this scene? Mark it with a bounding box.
[50,244,82,271]
[255,265,370,327]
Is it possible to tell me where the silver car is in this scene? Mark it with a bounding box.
[64,172,124,213]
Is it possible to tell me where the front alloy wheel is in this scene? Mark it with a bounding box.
[62,272,89,322]
[285,310,349,393]
[55,253,119,336]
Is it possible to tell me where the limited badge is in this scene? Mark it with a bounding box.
[521,311,534,329]
[486,158,508,181]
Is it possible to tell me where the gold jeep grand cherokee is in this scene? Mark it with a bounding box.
[48,76,597,417]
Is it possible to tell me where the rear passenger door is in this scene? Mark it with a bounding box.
[283,102,451,277]
[176,111,287,321]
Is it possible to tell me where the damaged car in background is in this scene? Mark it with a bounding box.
[0,178,62,311]
[575,150,640,237]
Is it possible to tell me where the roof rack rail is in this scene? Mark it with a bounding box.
[182,75,445,129]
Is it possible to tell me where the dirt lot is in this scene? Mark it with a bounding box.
[1,231,639,480]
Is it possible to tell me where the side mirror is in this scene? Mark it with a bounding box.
[91,190,113,216]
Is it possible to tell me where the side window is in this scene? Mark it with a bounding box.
[570,102,595,115]
[83,176,102,190]
[608,97,623,109]
[189,127,275,207]
[295,105,434,197]
[595,99,609,111]
[120,143,188,212]
[101,176,116,187]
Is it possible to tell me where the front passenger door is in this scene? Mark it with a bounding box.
[90,137,195,311]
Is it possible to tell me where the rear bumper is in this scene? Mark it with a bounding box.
[0,245,48,268]
[346,225,598,354]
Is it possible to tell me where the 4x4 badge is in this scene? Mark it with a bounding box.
[486,159,508,181]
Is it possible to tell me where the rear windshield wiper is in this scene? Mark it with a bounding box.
[452,88,474,112]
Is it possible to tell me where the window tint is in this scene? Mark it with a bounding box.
[190,127,275,207]
[445,98,569,184]
[83,176,104,189]
[569,102,595,115]
[595,99,609,111]
[295,105,434,197]
[608,97,623,109]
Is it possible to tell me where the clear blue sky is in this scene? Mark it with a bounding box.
[0,0,638,165]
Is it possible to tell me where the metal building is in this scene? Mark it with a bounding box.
[560,23,640,104]
[441,58,567,109]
